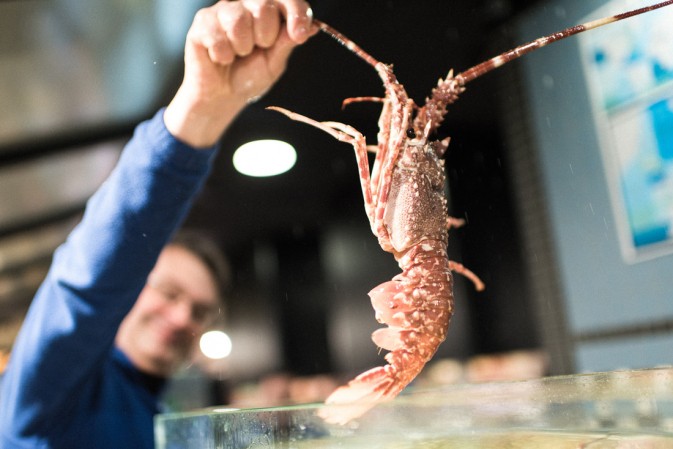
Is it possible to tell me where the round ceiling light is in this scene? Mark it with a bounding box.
[232,139,297,177]
[199,330,233,360]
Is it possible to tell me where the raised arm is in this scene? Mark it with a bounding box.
[0,1,315,445]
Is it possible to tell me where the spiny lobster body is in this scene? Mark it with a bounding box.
[322,141,467,422]
[270,41,482,423]
[270,0,673,425]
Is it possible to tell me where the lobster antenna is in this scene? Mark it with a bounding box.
[457,0,673,85]
[314,20,383,69]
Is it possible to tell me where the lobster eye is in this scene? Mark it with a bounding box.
[406,128,416,139]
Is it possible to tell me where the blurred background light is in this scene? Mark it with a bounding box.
[199,330,233,360]
[232,139,296,177]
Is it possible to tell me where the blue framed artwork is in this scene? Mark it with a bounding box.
[578,0,673,262]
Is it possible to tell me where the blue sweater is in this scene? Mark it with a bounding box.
[0,109,217,449]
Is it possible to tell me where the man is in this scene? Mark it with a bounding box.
[0,1,315,448]
[116,230,231,379]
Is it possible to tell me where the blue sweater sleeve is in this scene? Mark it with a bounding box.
[0,108,217,442]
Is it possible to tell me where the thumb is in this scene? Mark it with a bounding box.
[184,35,220,79]
[265,29,299,80]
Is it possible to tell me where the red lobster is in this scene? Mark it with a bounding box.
[269,0,673,424]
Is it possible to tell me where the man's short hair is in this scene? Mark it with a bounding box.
[169,229,231,302]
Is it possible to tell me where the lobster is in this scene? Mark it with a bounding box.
[269,0,673,424]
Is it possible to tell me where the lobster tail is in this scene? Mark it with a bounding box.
[318,364,408,425]
[318,244,454,424]
[318,355,428,425]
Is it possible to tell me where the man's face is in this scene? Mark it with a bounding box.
[115,245,220,376]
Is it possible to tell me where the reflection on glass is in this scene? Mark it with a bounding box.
[156,367,673,448]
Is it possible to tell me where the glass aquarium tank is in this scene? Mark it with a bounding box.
[155,367,673,448]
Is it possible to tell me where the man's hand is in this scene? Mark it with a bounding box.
[164,0,314,148]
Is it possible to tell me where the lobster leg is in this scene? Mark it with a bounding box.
[314,20,422,254]
[369,99,393,197]
[342,96,385,107]
[371,98,414,252]
[449,261,485,291]
[266,107,379,229]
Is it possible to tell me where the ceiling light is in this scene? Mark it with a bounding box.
[232,139,297,177]
[199,330,233,359]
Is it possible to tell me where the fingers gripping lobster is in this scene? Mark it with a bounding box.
[269,1,673,424]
